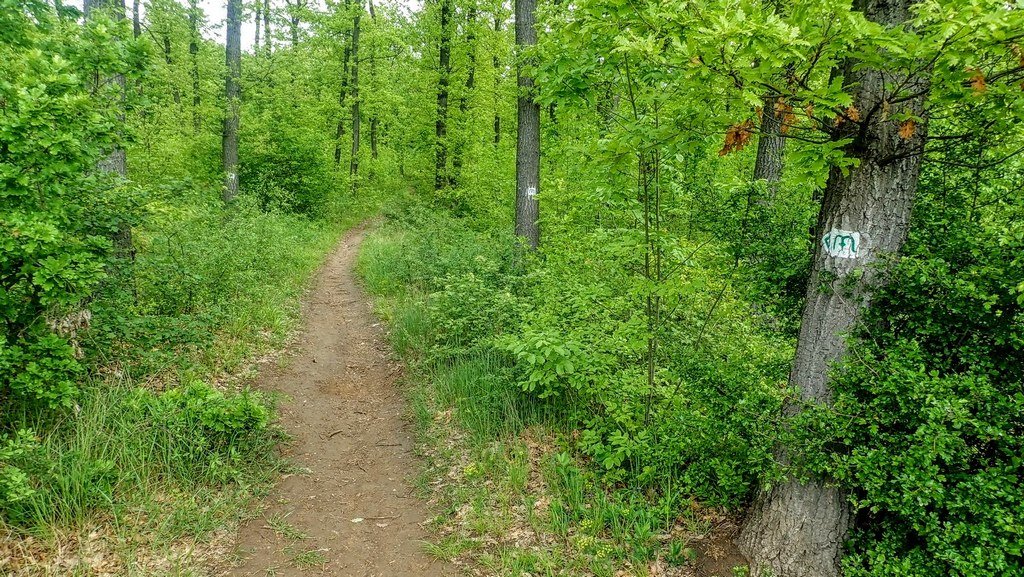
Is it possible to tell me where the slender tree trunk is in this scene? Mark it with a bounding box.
[368,0,379,160]
[514,0,539,248]
[189,0,202,132]
[255,0,262,50]
[263,0,271,53]
[162,32,181,104]
[450,4,477,186]
[492,14,501,145]
[286,0,303,45]
[434,0,452,190]
[333,2,352,167]
[222,0,242,203]
[737,1,929,575]
[349,2,361,179]
[131,0,140,38]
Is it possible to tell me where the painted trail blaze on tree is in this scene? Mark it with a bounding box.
[821,229,862,259]
[514,0,540,249]
[737,0,930,575]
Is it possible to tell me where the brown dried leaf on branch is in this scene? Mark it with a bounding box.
[968,68,987,93]
[834,105,861,127]
[718,119,754,156]
[898,119,917,141]
[775,99,796,134]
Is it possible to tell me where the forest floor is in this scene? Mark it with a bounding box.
[226,225,453,577]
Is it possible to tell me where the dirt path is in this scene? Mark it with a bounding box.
[227,226,453,577]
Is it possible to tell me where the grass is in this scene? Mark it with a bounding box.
[289,547,328,569]
[266,512,309,541]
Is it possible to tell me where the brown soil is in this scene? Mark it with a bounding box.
[226,226,453,577]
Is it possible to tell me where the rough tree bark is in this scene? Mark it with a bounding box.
[188,0,202,132]
[514,0,539,248]
[349,0,361,179]
[737,0,929,575]
[434,0,452,190]
[753,95,786,196]
[222,0,242,203]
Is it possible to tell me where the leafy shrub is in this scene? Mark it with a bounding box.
[138,382,273,482]
[796,187,1024,575]
[0,430,41,517]
[1,6,140,414]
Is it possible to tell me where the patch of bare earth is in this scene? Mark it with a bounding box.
[224,226,453,577]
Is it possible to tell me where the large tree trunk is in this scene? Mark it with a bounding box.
[753,95,785,196]
[222,0,242,203]
[349,2,361,179]
[434,0,452,190]
[514,0,539,248]
[189,0,202,132]
[737,1,929,575]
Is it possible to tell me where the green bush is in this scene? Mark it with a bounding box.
[797,181,1024,576]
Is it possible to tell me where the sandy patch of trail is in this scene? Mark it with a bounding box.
[227,226,452,577]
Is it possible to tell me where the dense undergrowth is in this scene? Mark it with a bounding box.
[357,202,791,574]
[360,180,1024,576]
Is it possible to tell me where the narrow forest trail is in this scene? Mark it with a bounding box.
[226,226,453,577]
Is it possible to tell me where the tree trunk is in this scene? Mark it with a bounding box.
[737,1,930,575]
[255,0,262,51]
[434,0,452,190]
[189,0,202,132]
[333,2,352,167]
[263,0,271,53]
[84,0,132,258]
[131,0,140,38]
[349,2,361,179]
[162,32,181,104]
[222,0,242,203]
[286,0,304,45]
[370,117,379,159]
[368,0,379,161]
[514,0,539,248]
[492,14,501,145]
[753,95,786,197]
[451,4,477,184]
